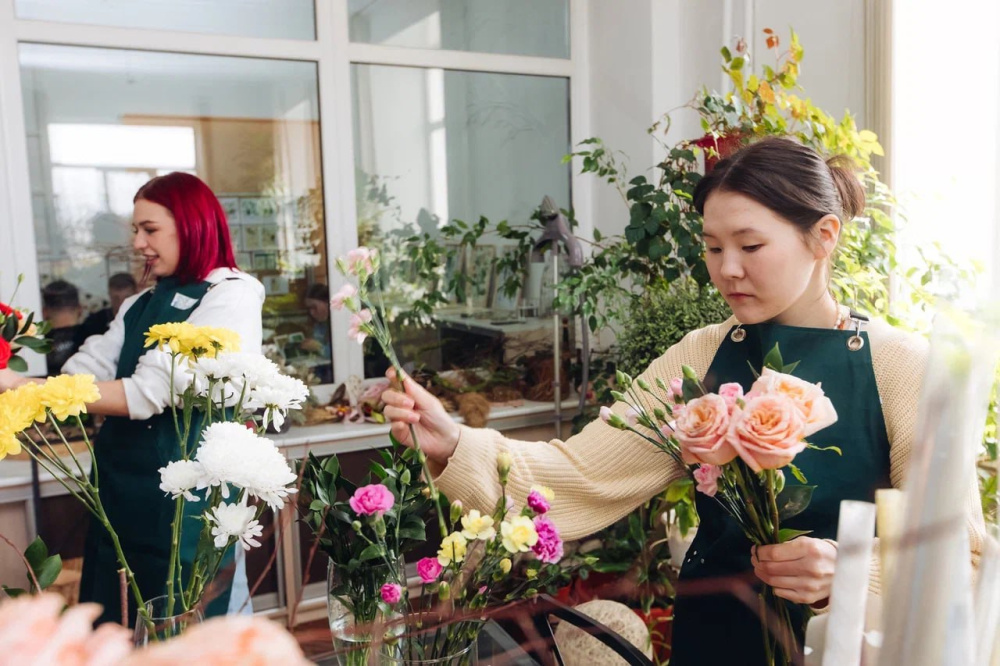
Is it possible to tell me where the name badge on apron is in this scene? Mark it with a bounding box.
[171,293,198,310]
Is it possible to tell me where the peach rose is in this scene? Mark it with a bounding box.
[675,393,738,466]
[124,615,311,665]
[727,393,807,472]
[748,369,838,437]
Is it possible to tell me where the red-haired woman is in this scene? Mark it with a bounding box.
[0,172,264,625]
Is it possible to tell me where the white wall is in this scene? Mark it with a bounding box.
[586,0,869,241]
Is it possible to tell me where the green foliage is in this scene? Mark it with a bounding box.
[299,441,432,568]
[615,280,731,377]
[2,536,62,598]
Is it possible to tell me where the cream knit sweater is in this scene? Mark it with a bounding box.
[435,316,986,594]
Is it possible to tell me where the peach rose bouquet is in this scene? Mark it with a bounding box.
[602,344,840,666]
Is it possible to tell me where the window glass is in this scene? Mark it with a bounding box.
[21,44,333,383]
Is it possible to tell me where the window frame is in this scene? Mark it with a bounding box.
[0,0,592,382]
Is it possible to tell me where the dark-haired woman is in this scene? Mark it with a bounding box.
[1,172,264,625]
[378,137,986,664]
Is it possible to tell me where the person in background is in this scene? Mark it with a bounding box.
[76,272,138,345]
[41,279,83,376]
[302,282,333,383]
[1,172,264,626]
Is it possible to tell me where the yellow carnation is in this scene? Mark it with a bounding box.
[530,485,555,501]
[460,510,496,541]
[437,531,468,566]
[501,516,538,554]
[38,374,101,421]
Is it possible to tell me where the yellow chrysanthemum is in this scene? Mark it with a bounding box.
[0,382,46,429]
[144,323,240,359]
[145,322,197,354]
[38,374,101,421]
[194,326,241,358]
[460,510,496,541]
[500,516,538,554]
[437,531,468,566]
[0,430,21,459]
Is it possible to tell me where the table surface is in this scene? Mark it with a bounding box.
[311,620,540,665]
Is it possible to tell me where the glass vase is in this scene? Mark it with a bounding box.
[381,617,482,666]
[327,556,405,666]
[133,595,204,646]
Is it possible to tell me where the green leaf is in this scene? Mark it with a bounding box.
[7,355,27,373]
[14,336,48,352]
[665,478,693,503]
[359,544,383,562]
[2,316,17,341]
[18,311,34,335]
[24,536,48,567]
[787,463,808,484]
[762,344,784,371]
[35,555,62,590]
[777,528,812,543]
[776,485,815,521]
[322,455,341,478]
[807,444,843,456]
[1,586,26,598]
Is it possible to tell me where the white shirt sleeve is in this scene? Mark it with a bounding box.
[121,277,264,421]
[61,291,146,381]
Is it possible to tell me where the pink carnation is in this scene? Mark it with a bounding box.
[380,583,403,605]
[527,490,550,514]
[417,557,443,583]
[330,284,357,311]
[693,464,723,497]
[625,407,640,428]
[669,378,684,401]
[346,247,377,275]
[349,484,395,516]
[599,406,613,424]
[348,309,373,344]
[531,516,564,564]
[717,382,744,411]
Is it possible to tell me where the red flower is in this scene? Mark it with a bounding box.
[0,337,11,370]
[0,303,22,320]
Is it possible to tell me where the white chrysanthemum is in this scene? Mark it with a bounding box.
[207,499,263,550]
[158,459,204,502]
[247,373,309,431]
[195,421,298,510]
[191,353,282,407]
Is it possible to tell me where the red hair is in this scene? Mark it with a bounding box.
[133,172,237,284]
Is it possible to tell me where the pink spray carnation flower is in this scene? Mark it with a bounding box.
[531,516,564,564]
[693,464,723,497]
[349,483,395,516]
[380,583,403,605]
[348,309,373,344]
[345,247,376,275]
[669,377,684,401]
[417,557,443,583]
[330,284,357,311]
[526,490,550,515]
[717,382,744,412]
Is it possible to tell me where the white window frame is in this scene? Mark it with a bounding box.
[0,0,591,382]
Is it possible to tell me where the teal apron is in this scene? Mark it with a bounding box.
[670,316,891,665]
[78,277,237,626]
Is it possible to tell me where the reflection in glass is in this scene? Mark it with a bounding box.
[348,0,570,59]
[351,64,571,376]
[15,0,316,40]
[20,43,333,384]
